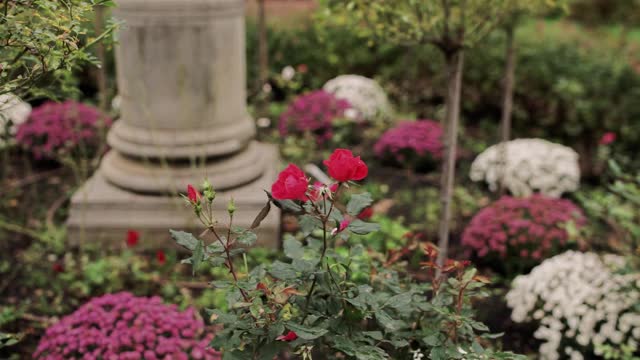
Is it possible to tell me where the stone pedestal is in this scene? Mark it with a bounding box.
[66,0,281,248]
[67,144,280,248]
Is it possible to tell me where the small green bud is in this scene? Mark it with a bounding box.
[227,198,236,215]
[202,179,216,202]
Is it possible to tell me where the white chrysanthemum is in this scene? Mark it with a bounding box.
[470,138,580,197]
[323,74,393,122]
[507,251,640,360]
[281,65,295,81]
[0,93,31,146]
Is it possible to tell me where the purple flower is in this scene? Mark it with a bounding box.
[15,100,112,159]
[279,90,352,144]
[34,292,221,360]
[374,120,443,169]
[462,195,586,262]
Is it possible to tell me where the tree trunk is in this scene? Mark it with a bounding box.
[498,25,516,194]
[257,0,268,88]
[436,49,465,267]
[94,5,108,112]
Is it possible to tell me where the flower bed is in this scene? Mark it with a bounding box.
[34,292,220,360]
[462,195,585,271]
[15,100,111,159]
[470,138,580,197]
[374,120,443,172]
[507,251,640,360]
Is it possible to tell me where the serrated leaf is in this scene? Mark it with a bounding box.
[170,229,199,251]
[236,230,257,246]
[285,322,328,340]
[268,322,285,341]
[374,309,404,331]
[299,215,322,237]
[385,292,413,309]
[347,192,373,216]
[192,239,204,275]
[283,237,304,260]
[348,220,380,235]
[269,261,297,280]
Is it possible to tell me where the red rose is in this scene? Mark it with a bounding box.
[126,230,139,247]
[187,184,201,203]
[323,149,368,182]
[156,250,166,265]
[297,64,308,73]
[52,262,65,273]
[332,218,351,235]
[357,207,374,220]
[276,331,298,342]
[599,132,616,145]
[271,164,309,201]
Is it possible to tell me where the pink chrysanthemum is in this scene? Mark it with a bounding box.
[15,100,112,159]
[374,120,443,170]
[278,90,351,144]
[462,195,585,262]
[34,292,221,360]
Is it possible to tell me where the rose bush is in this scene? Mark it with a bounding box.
[171,148,524,360]
[462,195,586,274]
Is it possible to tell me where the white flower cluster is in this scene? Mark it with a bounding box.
[323,74,393,123]
[507,251,640,360]
[469,138,580,197]
[0,93,31,147]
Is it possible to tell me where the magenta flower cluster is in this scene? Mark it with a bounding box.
[462,195,586,261]
[16,100,112,159]
[373,120,443,167]
[278,90,351,143]
[34,292,221,360]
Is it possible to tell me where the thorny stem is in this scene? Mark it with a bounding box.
[209,223,250,302]
[300,183,341,323]
[301,217,327,323]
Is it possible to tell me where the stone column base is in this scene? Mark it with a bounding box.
[66,143,281,249]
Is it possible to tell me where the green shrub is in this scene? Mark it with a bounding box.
[246,20,640,172]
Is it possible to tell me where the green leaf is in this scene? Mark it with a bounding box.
[299,215,322,237]
[292,258,319,273]
[205,309,237,324]
[385,292,413,309]
[347,192,373,216]
[269,261,297,280]
[362,331,383,341]
[374,309,405,331]
[236,230,257,246]
[283,236,304,260]
[422,334,440,346]
[192,240,204,275]
[354,345,390,360]
[348,220,380,235]
[285,322,328,340]
[462,268,477,283]
[170,229,199,251]
[257,343,286,360]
